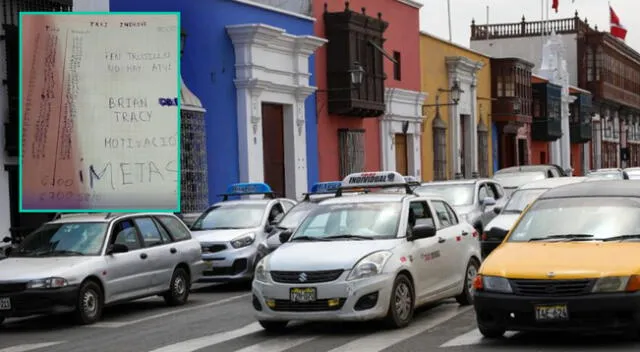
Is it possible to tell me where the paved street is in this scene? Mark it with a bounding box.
[1,283,639,352]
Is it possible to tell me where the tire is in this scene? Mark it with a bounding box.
[74,280,103,325]
[384,274,415,329]
[259,320,288,333]
[478,322,505,338]
[164,267,190,306]
[456,258,480,305]
[474,223,483,234]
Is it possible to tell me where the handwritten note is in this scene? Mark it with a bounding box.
[20,14,180,211]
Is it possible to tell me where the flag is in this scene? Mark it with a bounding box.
[552,0,559,13]
[610,5,627,40]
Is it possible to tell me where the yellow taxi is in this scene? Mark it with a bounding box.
[472,180,640,338]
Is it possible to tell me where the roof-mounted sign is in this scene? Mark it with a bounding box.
[219,183,275,201]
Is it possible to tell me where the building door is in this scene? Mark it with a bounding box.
[517,139,528,165]
[394,133,408,175]
[261,103,285,197]
[501,134,516,168]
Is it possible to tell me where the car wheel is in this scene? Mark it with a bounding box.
[478,322,505,338]
[258,320,288,333]
[164,267,190,306]
[456,258,480,305]
[384,274,414,329]
[74,280,103,325]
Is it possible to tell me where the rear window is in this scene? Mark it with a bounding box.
[157,216,192,241]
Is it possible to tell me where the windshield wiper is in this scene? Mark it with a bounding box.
[529,234,595,242]
[47,250,86,256]
[290,236,330,242]
[202,226,243,230]
[602,234,640,242]
[324,234,374,241]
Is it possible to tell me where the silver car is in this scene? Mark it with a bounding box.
[0,213,205,325]
[414,179,506,233]
[624,167,640,180]
[190,183,296,283]
[252,171,481,331]
[492,171,547,197]
[585,168,629,180]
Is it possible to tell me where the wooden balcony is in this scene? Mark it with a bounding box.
[531,118,562,141]
[570,122,592,143]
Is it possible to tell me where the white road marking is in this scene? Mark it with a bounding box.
[328,305,473,352]
[147,322,263,352]
[233,335,318,352]
[440,328,517,347]
[0,342,66,352]
[89,293,250,328]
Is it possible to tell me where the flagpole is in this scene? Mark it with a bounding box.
[447,0,452,42]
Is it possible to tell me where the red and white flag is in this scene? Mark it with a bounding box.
[610,5,627,40]
[552,0,559,13]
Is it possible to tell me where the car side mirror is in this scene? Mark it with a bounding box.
[493,205,503,215]
[107,243,129,255]
[481,197,496,207]
[264,224,274,233]
[279,229,293,243]
[2,236,10,243]
[409,223,437,240]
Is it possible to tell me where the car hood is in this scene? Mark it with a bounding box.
[482,242,640,279]
[454,205,476,216]
[0,256,95,282]
[191,228,260,243]
[267,240,400,271]
[484,213,521,232]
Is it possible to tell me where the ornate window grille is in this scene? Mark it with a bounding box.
[432,116,447,181]
[338,129,365,179]
[477,121,489,178]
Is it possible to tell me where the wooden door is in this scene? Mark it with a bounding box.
[394,133,408,175]
[261,103,285,197]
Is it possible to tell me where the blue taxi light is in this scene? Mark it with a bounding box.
[310,181,342,194]
[404,176,418,182]
[341,171,406,188]
[225,182,272,195]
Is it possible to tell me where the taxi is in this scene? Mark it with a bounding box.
[252,171,481,332]
[473,180,640,338]
[190,183,296,283]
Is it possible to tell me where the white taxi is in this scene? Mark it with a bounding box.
[251,171,481,331]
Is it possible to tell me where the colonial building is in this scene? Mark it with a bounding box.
[313,0,426,181]
[419,32,493,181]
[112,0,325,200]
[470,13,640,171]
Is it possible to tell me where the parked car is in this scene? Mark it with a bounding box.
[492,171,547,197]
[494,164,570,177]
[414,179,506,233]
[0,213,205,326]
[624,167,640,180]
[585,168,629,180]
[190,183,296,283]
[252,171,481,331]
[480,177,587,257]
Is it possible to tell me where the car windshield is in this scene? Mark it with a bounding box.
[191,203,267,230]
[508,197,640,242]
[278,202,317,228]
[502,189,548,213]
[292,202,402,240]
[13,222,108,256]
[414,184,474,206]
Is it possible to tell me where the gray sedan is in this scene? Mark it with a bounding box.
[0,213,205,325]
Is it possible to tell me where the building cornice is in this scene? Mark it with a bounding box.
[383,87,428,121]
[445,56,485,76]
[232,0,315,22]
[420,31,490,59]
[226,23,326,56]
[395,0,423,9]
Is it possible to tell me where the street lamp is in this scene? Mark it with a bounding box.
[421,80,464,115]
[449,80,462,104]
[348,62,365,86]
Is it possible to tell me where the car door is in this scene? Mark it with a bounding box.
[477,183,497,226]
[132,217,174,291]
[441,201,471,285]
[429,200,462,291]
[408,200,443,299]
[103,219,152,302]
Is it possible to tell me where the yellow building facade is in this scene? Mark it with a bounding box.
[419,32,493,181]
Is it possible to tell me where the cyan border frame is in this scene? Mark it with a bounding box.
[18,11,182,213]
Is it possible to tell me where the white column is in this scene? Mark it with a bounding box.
[235,82,265,183]
[286,94,309,199]
[449,103,461,178]
[559,93,574,171]
[379,119,395,171]
[411,123,422,179]
[470,78,479,176]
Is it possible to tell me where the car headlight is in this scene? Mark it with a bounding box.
[254,258,269,282]
[346,251,392,281]
[481,275,513,293]
[27,277,69,289]
[231,233,256,249]
[592,276,630,293]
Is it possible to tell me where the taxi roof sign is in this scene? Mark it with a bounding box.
[338,171,413,196]
[219,182,275,201]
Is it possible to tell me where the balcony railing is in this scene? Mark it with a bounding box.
[471,12,592,40]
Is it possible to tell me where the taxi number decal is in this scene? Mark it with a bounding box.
[421,250,441,261]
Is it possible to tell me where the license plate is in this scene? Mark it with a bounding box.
[535,304,569,321]
[0,297,10,311]
[205,261,213,269]
[290,288,316,303]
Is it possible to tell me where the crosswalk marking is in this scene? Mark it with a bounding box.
[233,335,318,352]
[0,342,66,352]
[440,328,517,347]
[147,322,263,352]
[327,305,473,352]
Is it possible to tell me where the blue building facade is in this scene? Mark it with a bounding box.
[109,0,324,205]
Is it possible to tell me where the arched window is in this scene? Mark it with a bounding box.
[432,115,447,181]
